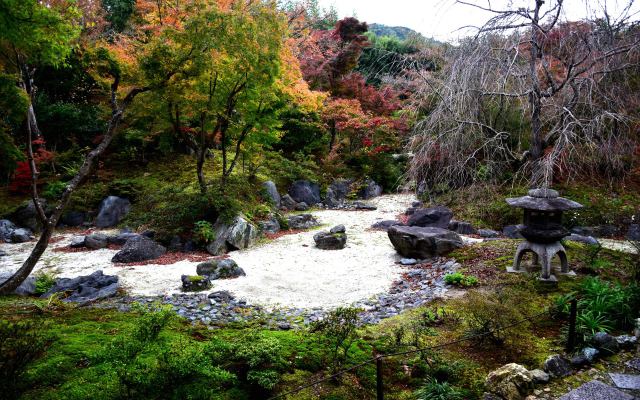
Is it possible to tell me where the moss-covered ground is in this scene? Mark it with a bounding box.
[2,235,636,399]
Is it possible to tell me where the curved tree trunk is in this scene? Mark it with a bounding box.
[0,82,148,295]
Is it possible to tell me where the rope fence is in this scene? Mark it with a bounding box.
[270,300,579,400]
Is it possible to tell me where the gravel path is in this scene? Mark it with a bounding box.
[0,194,418,309]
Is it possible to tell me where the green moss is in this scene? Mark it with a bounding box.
[0,188,28,217]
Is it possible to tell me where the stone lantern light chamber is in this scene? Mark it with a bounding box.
[505,188,583,282]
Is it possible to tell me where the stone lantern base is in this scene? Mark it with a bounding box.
[507,240,576,282]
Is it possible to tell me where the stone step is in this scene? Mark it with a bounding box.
[609,373,640,390]
[558,380,634,400]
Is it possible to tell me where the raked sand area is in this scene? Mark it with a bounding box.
[0,194,418,309]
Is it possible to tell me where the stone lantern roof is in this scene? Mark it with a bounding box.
[505,188,583,211]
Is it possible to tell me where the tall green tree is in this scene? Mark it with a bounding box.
[0,0,205,294]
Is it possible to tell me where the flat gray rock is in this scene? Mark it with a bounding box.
[559,380,634,400]
[609,373,640,390]
[626,358,640,371]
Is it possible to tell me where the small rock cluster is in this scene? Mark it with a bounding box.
[110,258,459,328]
[0,219,34,243]
[42,270,119,305]
[267,178,383,212]
[182,258,245,292]
[483,332,638,400]
[313,225,347,250]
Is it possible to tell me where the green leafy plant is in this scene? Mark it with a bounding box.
[0,320,50,400]
[34,273,57,295]
[228,333,285,391]
[310,307,360,372]
[444,272,478,287]
[193,220,215,245]
[415,377,465,400]
[41,181,67,199]
[452,288,537,348]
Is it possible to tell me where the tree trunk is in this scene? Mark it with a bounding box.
[0,82,146,295]
[329,121,336,151]
[197,113,207,194]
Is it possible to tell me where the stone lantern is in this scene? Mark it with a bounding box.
[505,188,583,282]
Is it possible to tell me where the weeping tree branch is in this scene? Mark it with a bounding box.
[408,0,640,194]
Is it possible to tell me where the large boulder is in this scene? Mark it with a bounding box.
[324,188,340,208]
[196,258,245,280]
[0,219,17,242]
[478,229,500,238]
[288,180,321,205]
[565,234,599,246]
[42,270,119,304]
[388,226,463,259]
[358,179,382,199]
[503,224,525,239]
[448,220,477,235]
[407,206,453,229]
[0,272,36,296]
[95,196,131,228]
[111,236,166,263]
[627,224,640,241]
[314,225,347,250]
[85,233,108,249]
[543,354,572,378]
[70,236,86,248]
[60,211,86,227]
[371,220,402,231]
[287,214,319,230]
[259,216,280,234]
[262,181,281,208]
[11,199,48,232]
[206,215,258,256]
[10,228,33,243]
[280,194,297,211]
[326,179,354,207]
[485,363,534,400]
[107,232,139,245]
[591,332,619,356]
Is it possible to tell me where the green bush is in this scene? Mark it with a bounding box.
[415,377,465,400]
[310,307,360,372]
[444,272,478,287]
[0,320,50,400]
[94,305,234,399]
[452,287,538,348]
[34,273,57,295]
[554,277,639,344]
[41,181,68,199]
[193,220,215,245]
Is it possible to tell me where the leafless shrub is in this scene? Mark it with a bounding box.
[407,0,640,194]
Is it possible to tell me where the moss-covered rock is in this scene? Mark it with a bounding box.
[485,363,534,400]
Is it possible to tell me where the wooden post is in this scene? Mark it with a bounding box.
[376,356,384,400]
[566,298,577,352]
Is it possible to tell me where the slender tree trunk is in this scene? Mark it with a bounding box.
[197,113,208,194]
[329,121,336,151]
[0,81,147,295]
[224,124,252,179]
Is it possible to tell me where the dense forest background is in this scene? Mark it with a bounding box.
[0,0,638,236]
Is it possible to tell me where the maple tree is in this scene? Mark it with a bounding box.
[0,0,213,293]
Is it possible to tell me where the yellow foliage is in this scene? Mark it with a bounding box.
[277,39,326,113]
